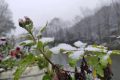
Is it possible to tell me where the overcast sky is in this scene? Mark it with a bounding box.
[6,0,110,35]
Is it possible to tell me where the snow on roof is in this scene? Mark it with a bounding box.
[69,51,84,59]
[74,41,87,48]
[39,37,54,43]
[50,43,77,54]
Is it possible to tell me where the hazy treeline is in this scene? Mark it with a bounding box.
[70,1,120,44]
[43,1,120,48]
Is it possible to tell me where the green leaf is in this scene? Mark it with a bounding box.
[86,74,93,80]
[37,22,48,39]
[40,22,48,33]
[92,44,98,48]
[60,49,66,53]
[42,74,52,80]
[20,33,33,40]
[87,56,98,67]
[85,51,105,57]
[0,58,16,69]
[68,58,77,67]
[26,42,35,46]
[45,49,52,58]
[37,41,43,49]
[96,65,104,77]
[99,55,110,67]
[66,51,73,56]
[60,49,73,55]
[37,57,48,69]
[24,22,33,32]
[108,57,112,64]
[37,33,42,39]
[19,42,26,46]
[14,54,36,80]
[112,50,120,55]
[20,40,35,47]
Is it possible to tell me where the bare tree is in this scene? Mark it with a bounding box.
[111,0,120,35]
[99,5,112,43]
[0,0,15,35]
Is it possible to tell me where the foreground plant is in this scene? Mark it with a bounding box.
[14,17,53,80]
[0,37,17,72]
[13,17,120,80]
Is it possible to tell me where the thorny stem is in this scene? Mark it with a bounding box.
[28,30,100,76]
[28,29,81,73]
[39,48,54,66]
[29,31,57,68]
[27,31,111,78]
[38,45,75,73]
[29,31,36,43]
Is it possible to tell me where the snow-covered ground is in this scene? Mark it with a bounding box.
[50,40,109,60]
[39,37,54,43]
[69,50,84,59]
[74,41,87,48]
[0,39,120,80]
[50,43,77,54]
[19,38,110,60]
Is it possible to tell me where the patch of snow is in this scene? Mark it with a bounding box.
[103,55,109,60]
[69,51,84,59]
[40,37,54,43]
[85,45,107,52]
[107,51,112,55]
[85,45,101,52]
[0,68,4,71]
[50,43,77,54]
[74,41,87,48]
[103,51,112,60]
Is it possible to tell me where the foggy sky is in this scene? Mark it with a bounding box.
[6,0,110,35]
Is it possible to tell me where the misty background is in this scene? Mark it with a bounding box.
[1,0,120,50]
[6,0,110,35]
